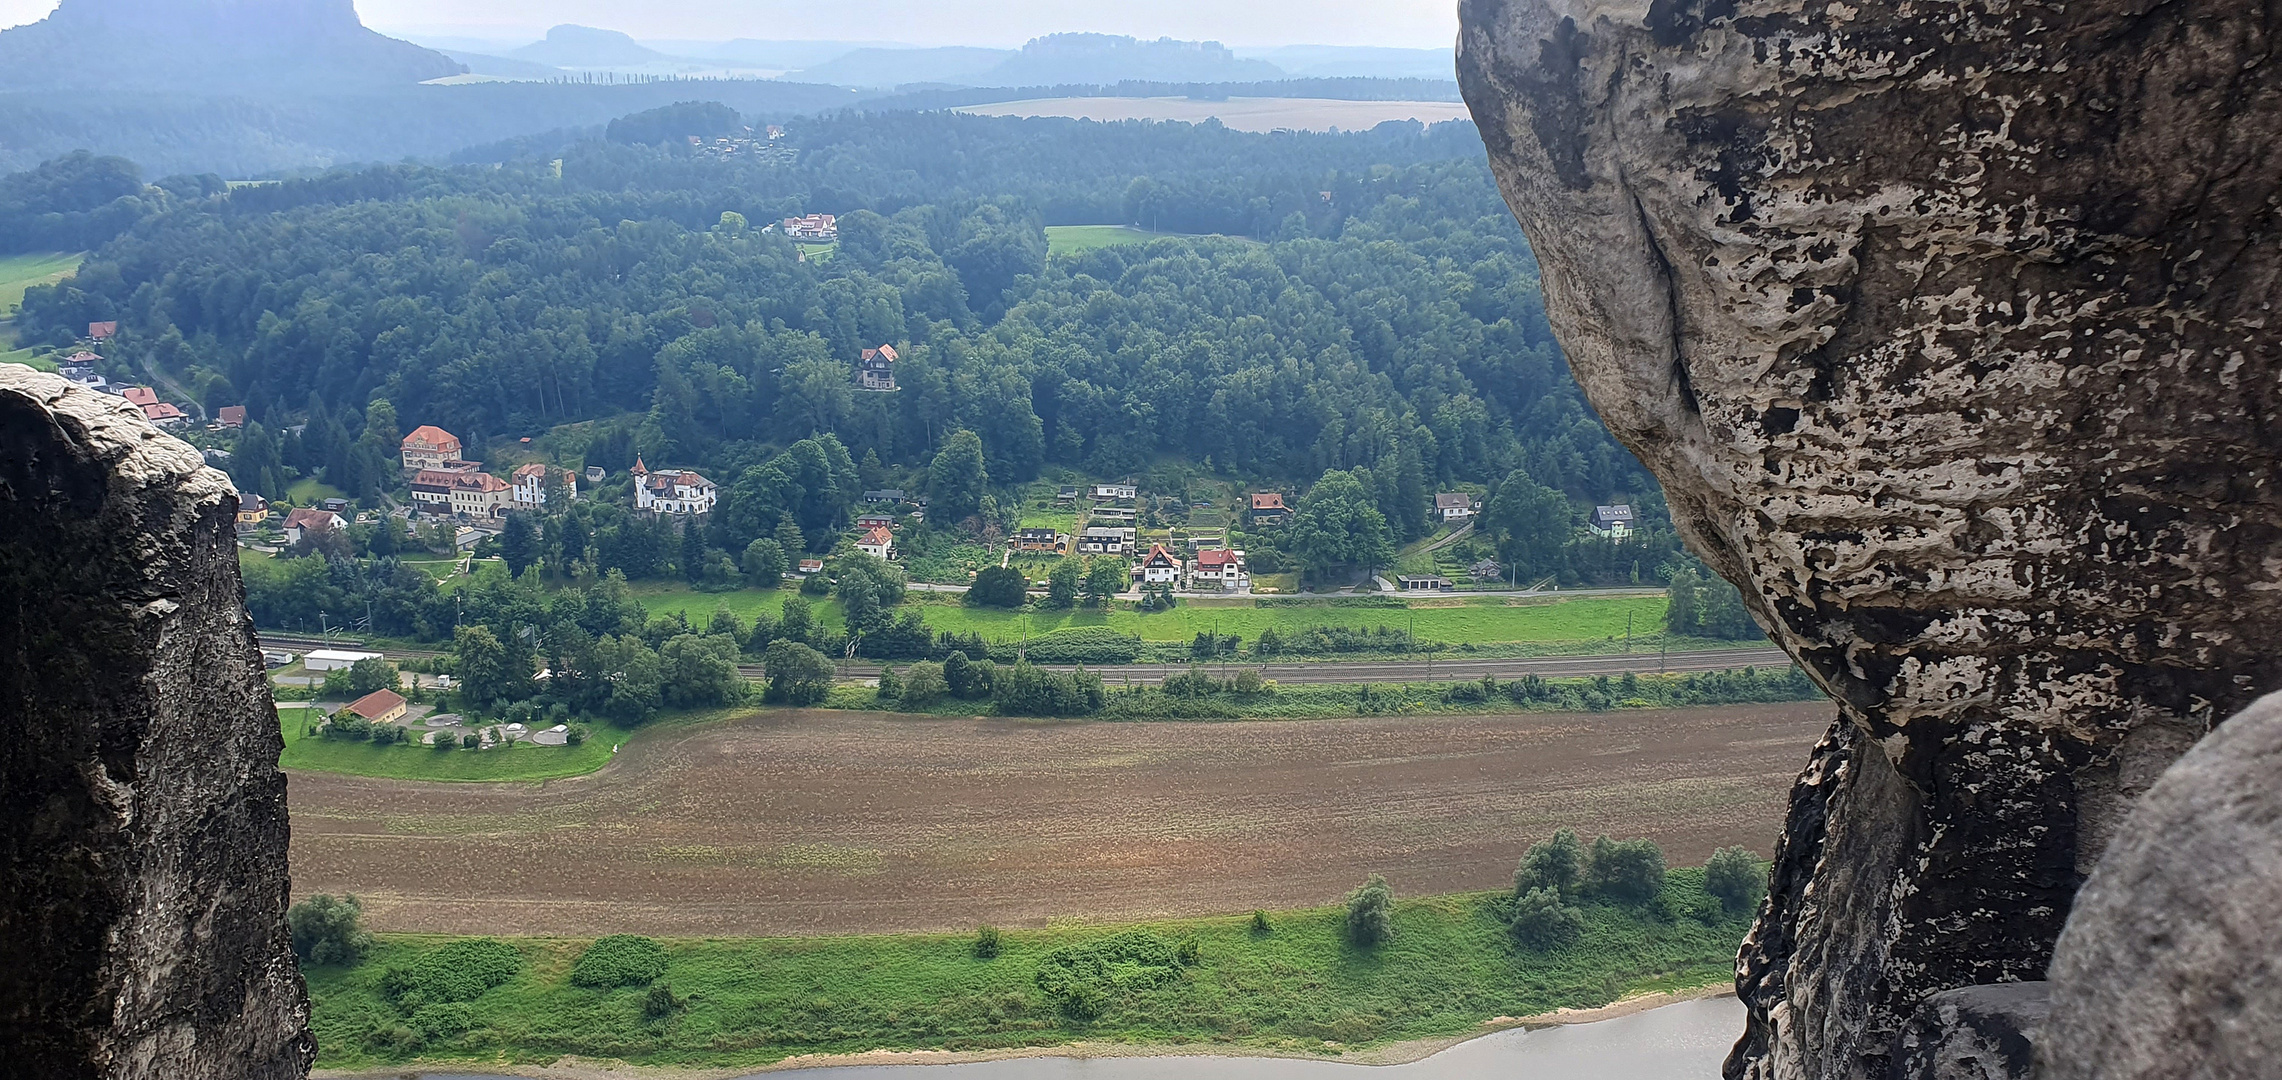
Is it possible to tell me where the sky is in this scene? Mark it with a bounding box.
[0,0,1462,48]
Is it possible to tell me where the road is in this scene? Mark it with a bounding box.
[256,630,1787,685]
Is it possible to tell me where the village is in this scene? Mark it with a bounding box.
[44,321,1641,603]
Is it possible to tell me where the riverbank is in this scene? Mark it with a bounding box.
[301,877,1754,1075]
[315,987,1738,1079]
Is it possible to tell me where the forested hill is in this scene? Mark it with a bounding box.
[15,111,1652,548]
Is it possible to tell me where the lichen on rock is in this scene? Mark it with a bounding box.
[0,367,311,1078]
[1456,0,2282,1077]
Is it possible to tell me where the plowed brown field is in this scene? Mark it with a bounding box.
[287,704,1830,937]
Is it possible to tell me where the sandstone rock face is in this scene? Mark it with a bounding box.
[1456,1,2282,1077]
[1888,982,2047,1080]
[0,368,311,1078]
[2040,690,2282,1080]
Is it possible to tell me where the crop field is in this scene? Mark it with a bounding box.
[286,701,1827,938]
[957,97,1475,133]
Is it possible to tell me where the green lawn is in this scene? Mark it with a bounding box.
[286,477,347,505]
[912,594,1670,647]
[0,252,82,319]
[277,703,692,782]
[629,585,1673,651]
[304,869,1752,1071]
[1045,225,1170,254]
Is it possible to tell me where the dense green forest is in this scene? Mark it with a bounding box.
[14,108,1695,589]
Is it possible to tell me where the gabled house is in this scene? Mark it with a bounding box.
[87,321,117,341]
[341,688,407,725]
[216,405,247,428]
[797,558,825,575]
[1587,504,1636,540]
[631,459,718,516]
[1435,492,1477,522]
[1138,544,1181,585]
[235,493,269,530]
[856,513,896,530]
[782,213,838,241]
[1079,526,1134,555]
[1249,492,1289,524]
[119,386,184,424]
[856,527,895,560]
[1471,558,1503,581]
[857,344,898,391]
[401,426,464,472]
[510,463,579,509]
[1192,547,1247,591]
[281,507,345,545]
[1014,528,1067,554]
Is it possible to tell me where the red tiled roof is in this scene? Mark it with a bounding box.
[401,425,462,452]
[283,508,341,531]
[121,386,158,406]
[861,344,899,363]
[1197,549,1237,568]
[860,527,893,547]
[1250,493,1286,510]
[1143,544,1177,566]
[343,689,404,720]
[456,472,509,493]
[141,403,185,421]
[87,321,118,339]
[512,462,548,480]
[217,405,247,426]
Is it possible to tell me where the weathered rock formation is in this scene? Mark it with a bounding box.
[2040,688,2282,1080]
[1456,1,2282,1077]
[0,368,311,1078]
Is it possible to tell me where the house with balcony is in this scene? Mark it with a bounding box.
[400,426,465,472]
[1587,504,1636,540]
[1078,526,1135,555]
[1013,528,1068,554]
[1435,492,1477,523]
[510,463,579,509]
[857,344,899,391]
[1192,548,1248,591]
[1137,544,1181,585]
[856,527,896,560]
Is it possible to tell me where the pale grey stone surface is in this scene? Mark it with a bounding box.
[0,367,312,1078]
[1455,1,2282,1077]
[2041,691,2282,1080]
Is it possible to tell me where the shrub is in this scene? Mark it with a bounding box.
[460,732,480,749]
[1705,846,1766,913]
[875,664,903,704]
[1514,828,1585,899]
[1510,886,1586,949]
[1249,909,1271,935]
[396,939,522,1004]
[1003,626,1142,664]
[570,934,668,988]
[1034,930,1184,1019]
[642,982,685,1020]
[974,925,1001,959]
[287,894,371,966]
[409,1001,476,1041]
[1585,835,1667,903]
[1344,874,1394,946]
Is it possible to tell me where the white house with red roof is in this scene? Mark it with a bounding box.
[281,507,345,545]
[449,472,513,519]
[856,526,895,560]
[1138,543,1181,585]
[630,458,717,515]
[1192,547,1247,591]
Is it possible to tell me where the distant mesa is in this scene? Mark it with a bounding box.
[0,0,463,91]
[510,24,676,69]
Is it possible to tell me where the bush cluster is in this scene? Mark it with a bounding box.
[1504,829,1669,949]
[287,894,372,966]
[569,934,669,989]
[382,939,523,1007]
[1344,874,1395,946]
[1033,930,1193,1020]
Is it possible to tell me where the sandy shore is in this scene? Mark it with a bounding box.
[316,983,1735,1080]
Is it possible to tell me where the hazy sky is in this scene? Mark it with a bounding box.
[0,0,1462,48]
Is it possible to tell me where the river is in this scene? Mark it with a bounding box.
[421,995,1742,1080]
